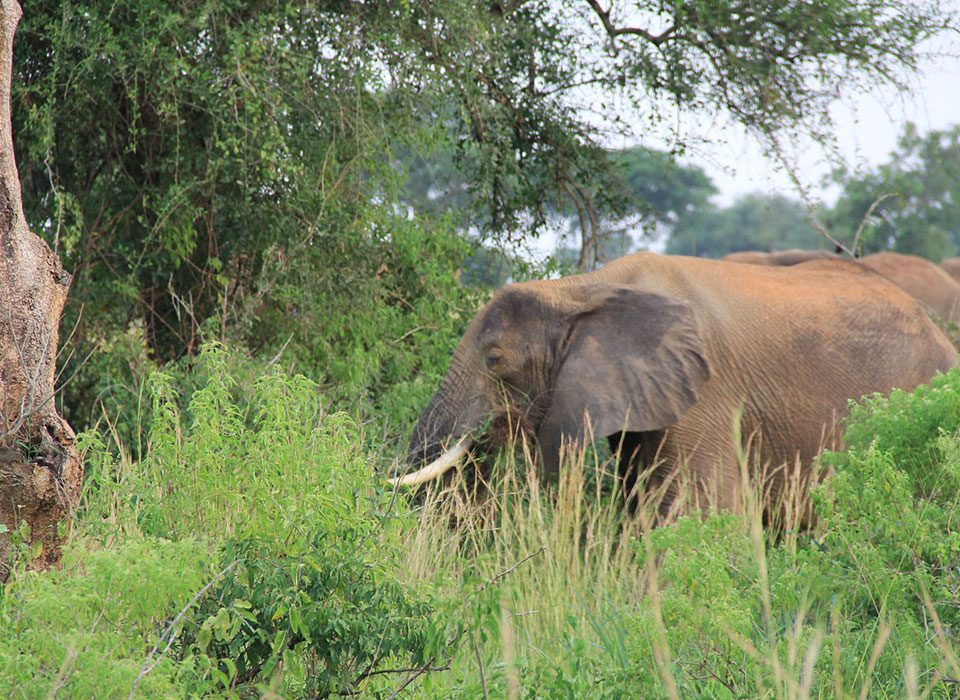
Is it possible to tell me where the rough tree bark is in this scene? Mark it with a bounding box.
[0,0,79,578]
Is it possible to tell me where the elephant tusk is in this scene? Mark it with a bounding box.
[389,436,473,487]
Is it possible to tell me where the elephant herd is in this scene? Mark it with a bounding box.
[392,249,959,524]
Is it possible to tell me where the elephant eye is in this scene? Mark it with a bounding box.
[485,352,502,369]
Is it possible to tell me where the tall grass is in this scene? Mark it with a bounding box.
[3,348,960,698]
[399,441,645,697]
[397,377,960,698]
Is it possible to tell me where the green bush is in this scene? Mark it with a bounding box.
[841,369,960,495]
[246,211,482,435]
[69,214,482,460]
[186,536,440,697]
[2,344,449,697]
[0,538,212,698]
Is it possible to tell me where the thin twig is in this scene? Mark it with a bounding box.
[43,150,64,258]
[353,663,451,681]
[761,130,850,255]
[488,548,543,590]
[374,548,546,698]
[128,560,237,700]
[585,0,676,46]
[390,325,436,346]
[45,646,77,700]
[470,623,489,700]
[266,333,295,368]
[384,661,445,700]
[851,193,896,255]
[332,664,452,697]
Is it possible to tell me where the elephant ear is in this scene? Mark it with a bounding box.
[536,285,710,473]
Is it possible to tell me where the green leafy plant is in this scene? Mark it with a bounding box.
[3,344,451,697]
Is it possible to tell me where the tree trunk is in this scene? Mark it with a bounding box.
[0,0,79,578]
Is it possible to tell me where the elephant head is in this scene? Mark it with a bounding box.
[394,282,711,486]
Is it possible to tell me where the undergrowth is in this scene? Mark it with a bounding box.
[1,344,453,698]
[2,347,960,698]
[401,368,960,699]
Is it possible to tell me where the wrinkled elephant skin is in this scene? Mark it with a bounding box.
[398,252,957,521]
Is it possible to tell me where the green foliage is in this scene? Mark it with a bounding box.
[244,212,480,434]
[13,1,481,436]
[7,352,960,698]
[0,538,212,698]
[3,345,445,696]
[828,124,960,259]
[664,121,960,261]
[815,368,960,642]
[6,3,960,695]
[551,147,720,268]
[626,516,760,695]
[13,1,955,437]
[610,147,718,227]
[840,369,960,494]
[185,536,439,697]
[405,142,719,270]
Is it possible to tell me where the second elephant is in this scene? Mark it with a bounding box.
[860,252,960,324]
[940,256,960,285]
[722,249,839,266]
[726,249,960,325]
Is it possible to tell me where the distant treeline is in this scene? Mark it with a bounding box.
[405,124,960,266]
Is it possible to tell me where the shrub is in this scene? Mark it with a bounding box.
[841,369,960,495]
[0,538,211,698]
[2,344,448,697]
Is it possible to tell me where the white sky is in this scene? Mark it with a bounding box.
[671,20,960,207]
[524,6,960,262]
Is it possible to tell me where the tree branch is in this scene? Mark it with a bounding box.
[585,0,676,46]
[338,547,546,698]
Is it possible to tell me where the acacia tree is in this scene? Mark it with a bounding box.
[0,0,78,575]
[404,0,954,265]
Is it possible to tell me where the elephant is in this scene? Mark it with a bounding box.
[860,252,960,324]
[392,252,957,521]
[939,256,960,285]
[722,249,839,266]
[726,250,960,325]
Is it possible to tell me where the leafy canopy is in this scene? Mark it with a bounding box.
[11,0,955,436]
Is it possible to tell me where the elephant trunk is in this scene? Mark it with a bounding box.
[397,357,486,486]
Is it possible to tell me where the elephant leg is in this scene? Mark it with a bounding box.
[608,424,742,521]
[760,453,822,532]
[690,449,743,516]
[607,431,645,510]
[608,429,677,516]
[650,426,743,521]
